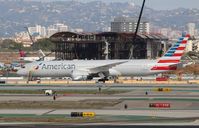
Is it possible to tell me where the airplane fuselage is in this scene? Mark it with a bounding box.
[17,59,165,78]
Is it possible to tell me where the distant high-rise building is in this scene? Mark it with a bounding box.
[28,25,47,37]
[187,23,196,36]
[28,27,37,35]
[25,23,69,38]
[53,23,68,32]
[111,17,150,34]
[40,26,47,37]
[46,23,68,37]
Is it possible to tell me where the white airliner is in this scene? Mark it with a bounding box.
[17,34,190,81]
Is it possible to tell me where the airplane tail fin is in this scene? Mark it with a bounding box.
[158,34,190,64]
[151,34,190,71]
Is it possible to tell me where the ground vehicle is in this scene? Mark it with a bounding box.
[44,90,54,95]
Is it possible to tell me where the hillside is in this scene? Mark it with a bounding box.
[0,0,199,37]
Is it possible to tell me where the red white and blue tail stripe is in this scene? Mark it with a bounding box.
[151,34,190,71]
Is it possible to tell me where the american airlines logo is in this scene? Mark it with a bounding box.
[34,63,43,70]
[41,63,76,70]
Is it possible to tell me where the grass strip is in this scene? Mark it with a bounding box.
[0,100,122,109]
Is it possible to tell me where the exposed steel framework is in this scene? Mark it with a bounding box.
[50,32,168,60]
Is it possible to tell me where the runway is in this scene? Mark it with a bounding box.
[0,83,199,125]
[1,94,199,101]
[0,83,199,90]
[1,109,199,118]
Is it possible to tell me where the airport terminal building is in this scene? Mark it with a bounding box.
[50,32,168,60]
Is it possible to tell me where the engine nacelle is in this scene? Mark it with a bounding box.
[72,75,88,81]
[71,70,92,81]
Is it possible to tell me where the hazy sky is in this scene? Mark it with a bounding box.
[39,0,199,10]
[133,0,199,10]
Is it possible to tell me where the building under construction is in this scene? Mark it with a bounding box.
[50,32,168,60]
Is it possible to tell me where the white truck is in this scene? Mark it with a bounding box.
[44,90,54,96]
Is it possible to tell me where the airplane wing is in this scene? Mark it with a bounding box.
[71,61,128,80]
[88,61,128,73]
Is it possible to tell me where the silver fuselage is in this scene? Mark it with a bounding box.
[17,59,165,77]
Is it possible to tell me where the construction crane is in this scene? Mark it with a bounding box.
[24,27,35,45]
[129,0,146,59]
[24,27,53,61]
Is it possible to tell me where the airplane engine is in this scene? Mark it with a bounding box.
[71,70,92,81]
[72,75,88,81]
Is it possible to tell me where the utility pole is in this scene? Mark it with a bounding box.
[129,0,146,59]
